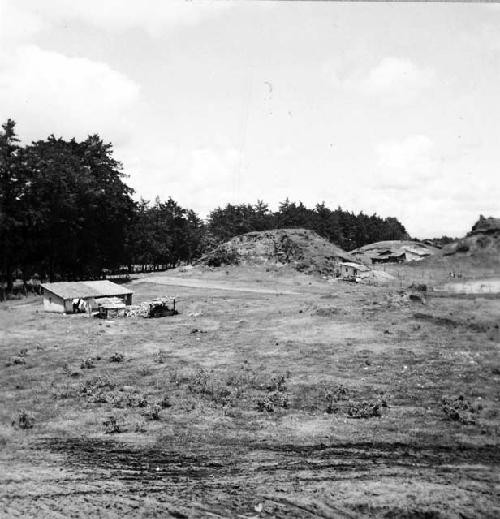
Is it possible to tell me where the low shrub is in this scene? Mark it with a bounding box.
[80,357,96,369]
[442,395,481,425]
[109,352,125,363]
[79,376,116,403]
[409,283,428,292]
[256,390,289,413]
[159,395,172,409]
[134,422,147,433]
[265,374,288,392]
[5,356,26,367]
[155,350,169,364]
[206,247,239,267]
[325,384,350,414]
[13,410,34,429]
[88,391,109,404]
[144,404,161,421]
[136,395,149,408]
[103,415,121,434]
[347,400,382,419]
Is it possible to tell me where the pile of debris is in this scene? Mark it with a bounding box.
[139,297,177,318]
[96,296,177,319]
[351,240,437,264]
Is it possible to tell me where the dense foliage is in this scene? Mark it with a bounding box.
[0,119,408,294]
[207,200,408,252]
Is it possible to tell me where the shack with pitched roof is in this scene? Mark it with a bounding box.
[41,280,133,313]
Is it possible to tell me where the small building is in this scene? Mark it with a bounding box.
[336,261,370,278]
[41,280,133,313]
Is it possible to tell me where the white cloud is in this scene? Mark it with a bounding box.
[121,141,242,214]
[329,57,434,104]
[373,135,437,190]
[1,0,230,40]
[0,1,45,45]
[0,45,141,143]
[359,57,434,95]
[273,144,293,159]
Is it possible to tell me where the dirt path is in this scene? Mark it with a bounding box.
[136,276,300,295]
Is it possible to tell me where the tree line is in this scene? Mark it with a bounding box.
[0,119,408,295]
[206,200,408,252]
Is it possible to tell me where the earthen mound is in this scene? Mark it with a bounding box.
[198,228,362,275]
[444,216,500,256]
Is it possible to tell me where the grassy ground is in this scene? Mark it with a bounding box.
[0,264,499,518]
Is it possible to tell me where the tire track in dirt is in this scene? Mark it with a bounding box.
[20,437,497,518]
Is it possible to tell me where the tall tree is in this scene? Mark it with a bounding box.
[0,119,22,293]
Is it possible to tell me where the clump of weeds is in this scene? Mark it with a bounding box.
[265,374,289,392]
[12,410,34,429]
[79,376,116,404]
[256,390,289,413]
[103,415,122,434]
[144,404,161,421]
[5,356,26,367]
[325,384,350,414]
[255,372,291,413]
[347,400,383,419]
[159,395,172,409]
[134,421,147,433]
[155,350,169,364]
[186,368,237,407]
[442,395,481,425]
[80,357,96,369]
[109,352,125,363]
[62,363,80,378]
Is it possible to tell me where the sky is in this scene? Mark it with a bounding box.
[1,1,499,238]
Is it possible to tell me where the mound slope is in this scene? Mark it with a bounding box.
[198,228,361,275]
[444,216,500,257]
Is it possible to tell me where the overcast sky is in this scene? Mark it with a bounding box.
[1,1,499,238]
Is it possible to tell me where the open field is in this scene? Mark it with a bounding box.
[1,265,499,518]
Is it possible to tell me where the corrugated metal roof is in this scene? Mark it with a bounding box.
[41,280,133,300]
[338,261,370,271]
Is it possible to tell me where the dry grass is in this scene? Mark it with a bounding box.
[0,264,499,517]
